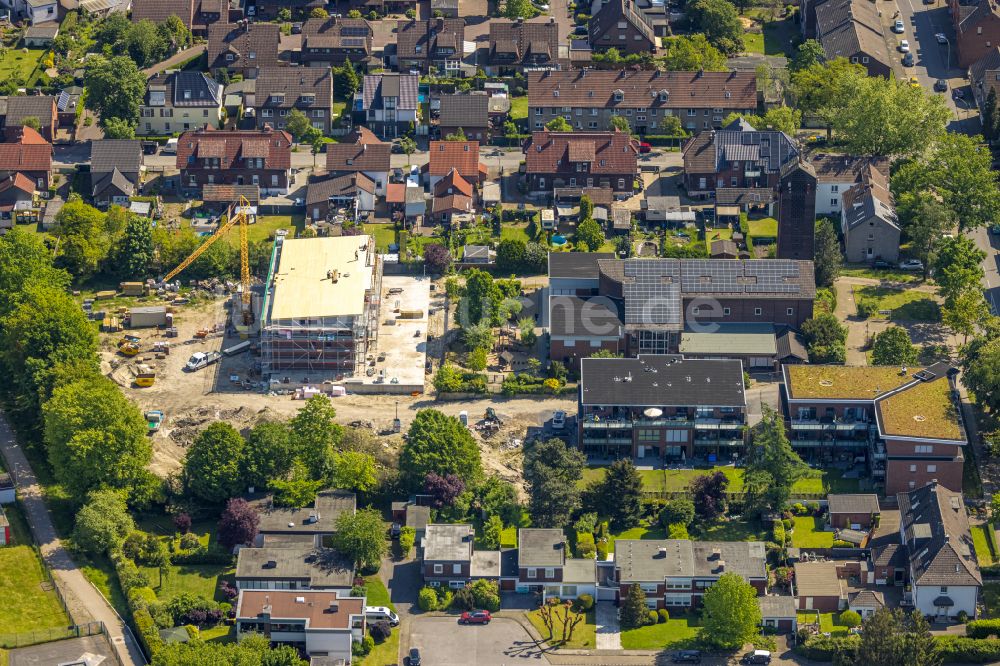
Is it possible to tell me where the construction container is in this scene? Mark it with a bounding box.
[95,290,116,300]
[398,309,424,320]
[129,306,168,328]
[134,373,156,387]
[120,282,145,297]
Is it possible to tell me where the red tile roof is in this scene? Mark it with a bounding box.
[0,172,34,195]
[433,168,473,198]
[0,127,52,172]
[428,141,481,178]
[326,127,391,173]
[527,70,757,110]
[386,182,406,203]
[176,127,292,170]
[524,130,638,176]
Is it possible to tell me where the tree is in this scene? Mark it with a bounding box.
[985,87,999,145]
[503,0,535,19]
[289,395,343,480]
[700,573,761,649]
[575,218,605,252]
[497,238,527,272]
[659,499,695,528]
[20,116,40,130]
[659,115,685,137]
[620,584,649,629]
[444,127,467,141]
[100,116,135,139]
[333,61,360,101]
[610,115,631,133]
[872,327,919,366]
[285,109,313,142]
[310,6,328,17]
[933,235,986,302]
[659,34,727,71]
[467,347,487,371]
[518,317,536,346]
[271,461,324,508]
[545,116,572,132]
[744,406,807,514]
[687,0,744,54]
[790,39,825,72]
[597,459,643,530]
[962,334,1000,413]
[689,471,728,522]
[84,55,147,128]
[54,199,110,281]
[461,268,502,326]
[857,607,941,666]
[802,312,848,364]
[833,75,950,158]
[242,421,295,490]
[183,422,245,503]
[476,476,522,525]
[400,410,482,490]
[111,213,154,280]
[328,451,378,493]
[73,489,134,555]
[217,498,259,549]
[896,193,953,279]
[943,289,990,343]
[333,507,387,570]
[482,514,503,549]
[814,217,842,288]
[523,438,585,527]
[579,195,594,221]
[790,58,866,136]
[161,14,192,50]
[43,376,151,501]
[423,243,452,274]
[840,610,862,628]
[398,136,417,166]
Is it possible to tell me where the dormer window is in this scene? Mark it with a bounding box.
[415,45,422,53]
[248,51,256,59]
[273,94,284,104]
[659,90,669,102]
[554,90,560,97]
[463,145,469,151]
[226,53,235,61]
[724,90,731,98]
[613,89,624,102]
[183,90,192,100]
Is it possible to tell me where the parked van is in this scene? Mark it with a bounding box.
[364,606,399,626]
[162,138,178,155]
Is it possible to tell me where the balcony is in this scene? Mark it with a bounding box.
[582,437,631,445]
[694,418,745,430]
[581,419,633,430]
[790,418,868,431]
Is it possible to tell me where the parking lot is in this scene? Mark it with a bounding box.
[408,616,550,665]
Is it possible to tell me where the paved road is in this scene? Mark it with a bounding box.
[410,616,551,665]
[0,413,146,666]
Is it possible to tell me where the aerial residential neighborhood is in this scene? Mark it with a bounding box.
[2,0,1000,663]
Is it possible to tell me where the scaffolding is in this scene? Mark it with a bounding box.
[259,234,382,380]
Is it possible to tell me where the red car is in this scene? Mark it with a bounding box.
[639,142,652,154]
[460,610,492,624]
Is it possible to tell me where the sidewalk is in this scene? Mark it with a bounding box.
[0,412,146,666]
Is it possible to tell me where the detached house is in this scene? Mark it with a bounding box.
[840,163,899,264]
[90,139,143,208]
[325,127,391,195]
[208,21,282,79]
[437,94,490,142]
[396,18,465,76]
[139,71,224,136]
[523,130,639,194]
[254,67,334,135]
[356,73,419,140]
[431,168,474,225]
[177,127,294,196]
[898,482,981,619]
[300,16,373,67]
[425,140,486,190]
[5,96,57,142]
[486,19,561,75]
[589,0,658,55]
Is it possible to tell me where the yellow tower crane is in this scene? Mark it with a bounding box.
[162,195,254,324]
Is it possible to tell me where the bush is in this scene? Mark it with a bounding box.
[937,636,1000,662]
[772,521,785,546]
[658,608,670,623]
[647,610,659,626]
[967,619,1000,639]
[839,610,861,628]
[179,532,201,550]
[781,518,794,531]
[575,593,594,612]
[856,297,880,319]
[576,532,596,558]
[959,610,970,624]
[596,540,608,561]
[668,523,690,539]
[797,634,860,661]
[832,539,854,548]
[370,619,392,641]
[353,635,374,656]
[792,503,807,515]
[399,526,416,557]
[418,586,439,611]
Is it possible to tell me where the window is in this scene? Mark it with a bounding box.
[831,185,839,193]
[941,586,948,594]
[591,108,598,116]
[638,430,659,442]
[545,568,555,578]
[723,308,730,315]
[909,481,916,488]
[527,568,537,579]
[618,178,626,189]
[754,308,762,316]
[927,464,937,473]
[665,430,686,443]
[862,56,869,63]
[646,600,659,609]
[915,445,932,453]
[910,464,917,472]
[535,108,543,116]
[787,308,794,316]
[428,580,441,588]
[831,198,838,206]
[687,109,696,117]
[641,583,659,593]
[433,564,443,574]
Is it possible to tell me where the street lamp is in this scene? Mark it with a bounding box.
[942,34,952,72]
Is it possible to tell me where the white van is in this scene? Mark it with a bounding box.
[162,138,178,155]
[364,606,399,626]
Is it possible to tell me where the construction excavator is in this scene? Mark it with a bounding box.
[162,196,255,325]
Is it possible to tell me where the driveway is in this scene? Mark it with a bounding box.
[595,600,621,650]
[408,616,551,665]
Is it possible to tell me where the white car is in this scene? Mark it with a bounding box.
[893,19,905,33]
[364,607,400,626]
[936,32,948,43]
[899,40,911,53]
[552,410,566,429]
[899,259,924,271]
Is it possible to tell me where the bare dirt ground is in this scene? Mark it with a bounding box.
[107,287,575,482]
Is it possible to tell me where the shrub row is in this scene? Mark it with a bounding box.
[113,553,163,658]
[171,544,234,565]
[967,619,1000,639]
[938,636,1000,663]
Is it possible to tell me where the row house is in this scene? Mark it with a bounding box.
[355,73,420,140]
[523,130,639,194]
[840,163,900,264]
[578,355,747,461]
[589,0,658,55]
[486,18,561,75]
[207,21,282,80]
[547,254,816,368]
[526,69,757,135]
[812,0,891,77]
[254,67,334,135]
[139,71,224,136]
[422,524,501,588]
[300,16,373,67]
[782,363,968,495]
[235,545,355,591]
[131,0,229,36]
[90,139,143,208]
[325,126,391,195]
[950,0,1000,68]
[396,18,465,76]
[4,95,57,142]
[177,127,294,195]
[613,539,767,609]
[515,528,595,599]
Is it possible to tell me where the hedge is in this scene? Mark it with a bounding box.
[639,134,688,146]
[967,619,1000,639]
[796,634,859,661]
[114,553,163,658]
[937,636,1000,663]
[171,544,235,565]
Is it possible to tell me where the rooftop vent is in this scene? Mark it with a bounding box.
[264,560,277,569]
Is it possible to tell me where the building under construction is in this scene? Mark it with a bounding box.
[260,234,382,380]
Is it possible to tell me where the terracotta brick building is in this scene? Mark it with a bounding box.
[176,126,293,195]
[523,130,639,194]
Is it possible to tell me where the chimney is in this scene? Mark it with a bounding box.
[657,547,667,557]
[329,601,339,612]
[717,560,726,572]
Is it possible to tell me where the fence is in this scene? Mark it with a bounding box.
[0,621,106,650]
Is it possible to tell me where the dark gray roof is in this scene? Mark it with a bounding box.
[92,168,135,198]
[362,74,419,112]
[580,354,745,407]
[406,504,430,531]
[897,482,981,587]
[828,494,880,516]
[848,589,885,609]
[549,295,622,339]
[758,595,797,618]
[423,523,474,562]
[438,94,489,128]
[91,140,142,174]
[815,0,888,63]
[146,71,223,108]
[547,252,614,279]
[306,173,375,205]
[715,187,775,206]
[235,545,355,588]
[255,67,332,110]
[714,126,799,174]
[970,47,1000,86]
[24,23,59,38]
[775,326,809,361]
[255,490,356,535]
[518,529,566,568]
[6,95,55,124]
[616,539,767,582]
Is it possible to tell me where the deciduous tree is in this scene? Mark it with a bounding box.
[962,334,1000,413]
[400,409,482,489]
[871,326,919,365]
[84,55,147,128]
[330,451,379,493]
[423,243,452,274]
[217,498,260,549]
[700,573,761,649]
[802,312,848,363]
[790,39,825,72]
[73,489,134,555]
[289,394,343,480]
[242,420,295,490]
[523,437,585,527]
[659,34,727,70]
[895,193,953,280]
[687,0,743,53]
[933,235,986,302]
[575,218,605,252]
[333,507,387,570]
[183,422,246,503]
[689,471,728,522]
[111,213,154,279]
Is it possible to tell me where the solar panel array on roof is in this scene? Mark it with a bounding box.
[680,259,740,293]
[623,259,680,325]
[341,37,366,47]
[744,260,800,293]
[341,26,369,36]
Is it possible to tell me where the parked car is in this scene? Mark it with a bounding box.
[873,259,896,270]
[741,650,772,665]
[390,523,401,539]
[899,259,924,271]
[934,78,948,92]
[672,650,703,663]
[291,22,302,33]
[936,32,948,43]
[365,607,400,626]
[639,141,652,153]
[552,410,566,429]
[953,87,966,99]
[408,647,421,666]
[902,52,915,66]
[898,39,910,52]
[893,18,905,32]
[460,610,492,624]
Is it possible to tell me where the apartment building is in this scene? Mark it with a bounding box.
[396,18,465,75]
[782,363,968,495]
[176,126,293,195]
[809,153,890,218]
[589,0,658,55]
[526,70,757,135]
[523,130,639,194]
[300,16,373,67]
[578,355,747,461]
[254,67,334,135]
[614,539,767,609]
[486,19,561,75]
[139,71,224,136]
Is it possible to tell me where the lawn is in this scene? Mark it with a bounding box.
[791,516,834,548]
[501,525,518,548]
[138,563,235,603]
[526,608,596,648]
[0,504,71,635]
[580,466,857,496]
[364,223,398,252]
[363,575,393,609]
[852,285,941,322]
[0,48,45,86]
[79,553,130,620]
[509,96,528,120]
[841,265,923,284]
[797,611,850,635]
[691,519,769,542]
[747,217,778,238]
[608,522,668,550]
[331,101,347,120]
[971,524,997,566]
[243,215,304,244]
[744,32,764,54]
[199,624,234,643]
[501,224,534,244]
[983,582,1000,617]
[620,613,701,650]
[356,576,398,666]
